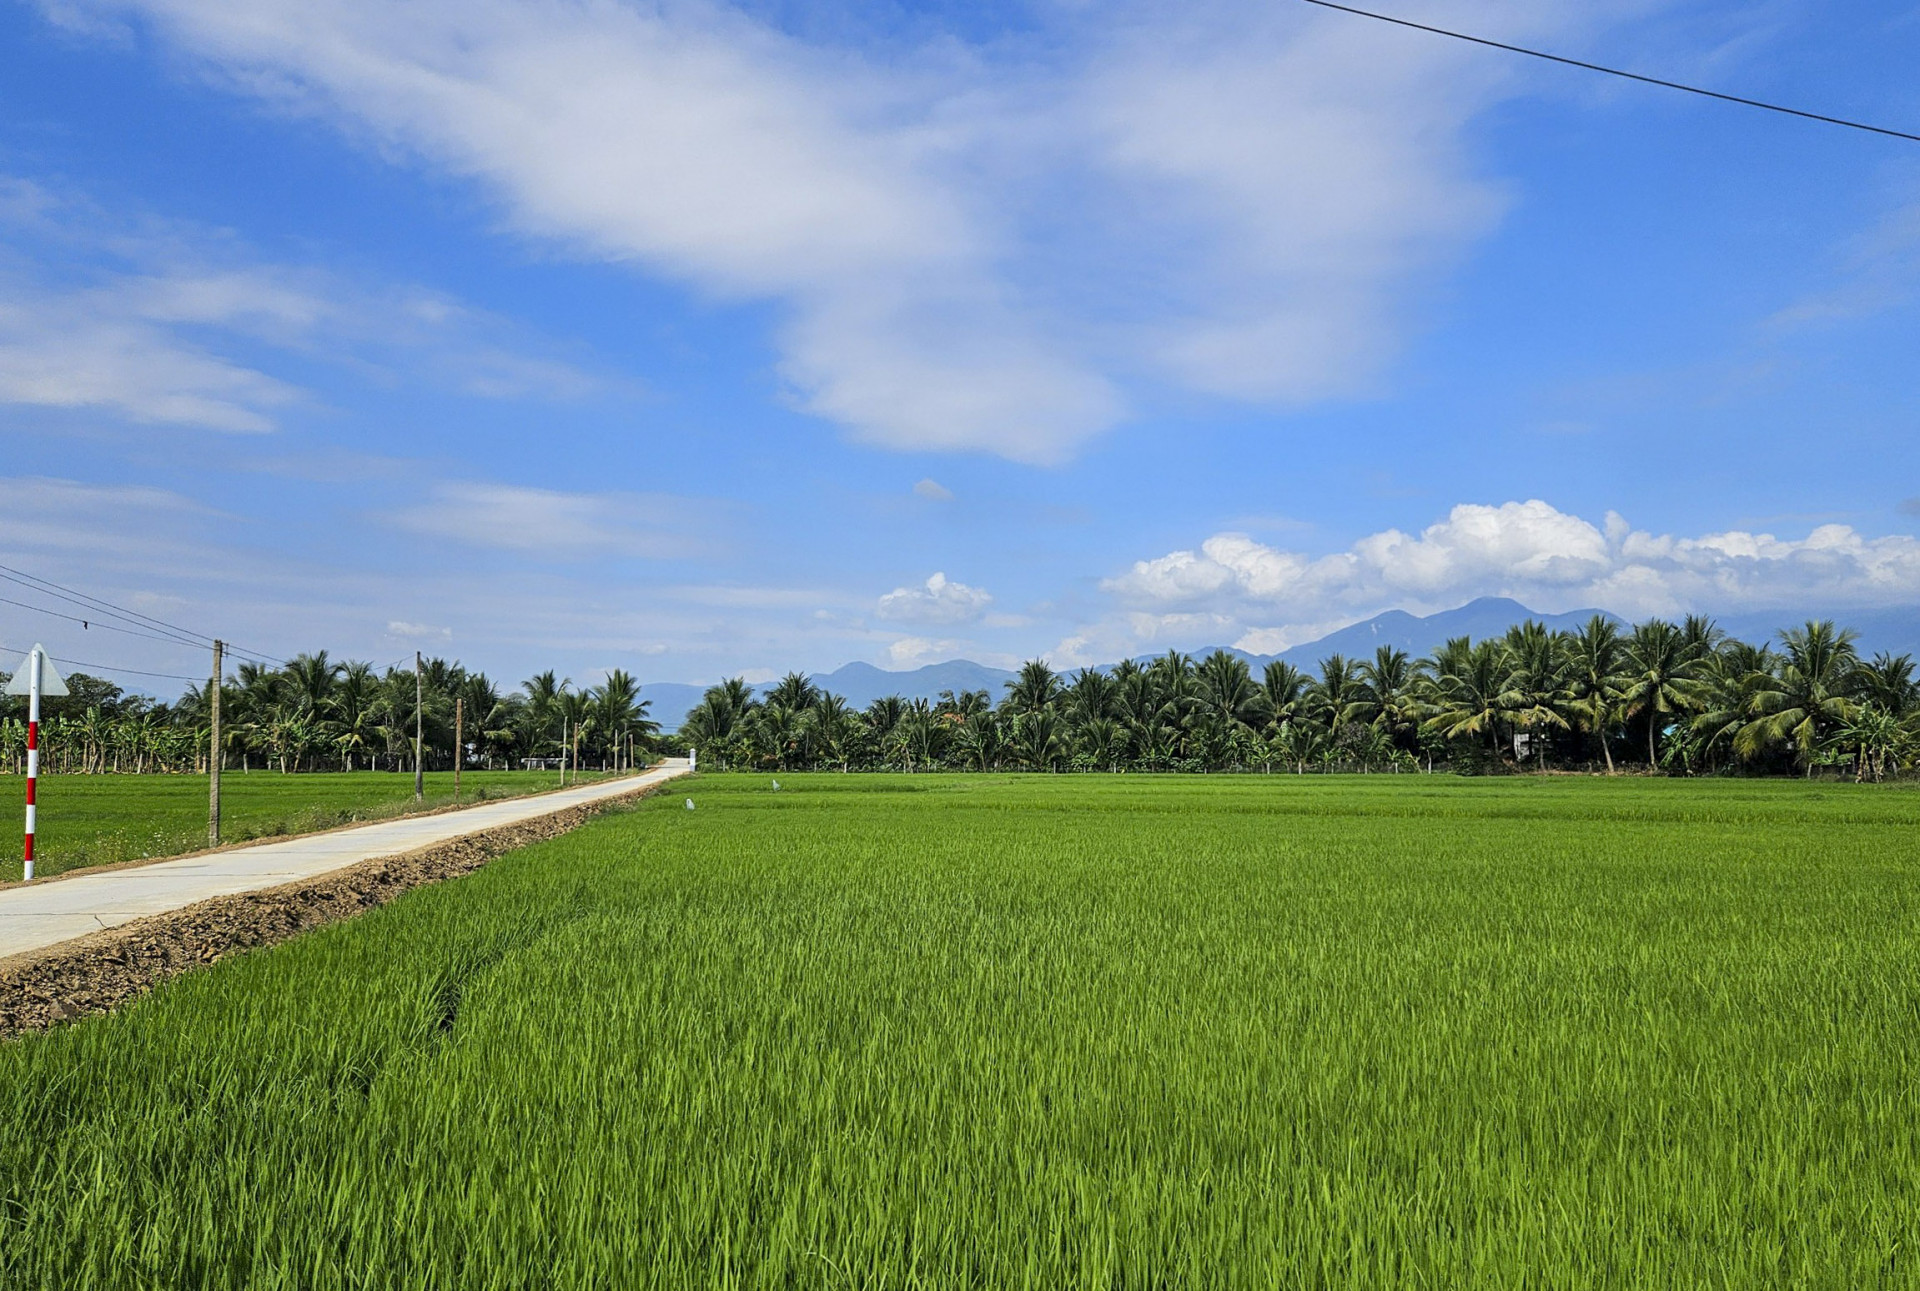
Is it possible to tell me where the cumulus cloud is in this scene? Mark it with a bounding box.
[44,0,1625,458]
[1104,499,1920,648]
[886,636,969,669]
[387,482,706,558]
[875,572,992,626]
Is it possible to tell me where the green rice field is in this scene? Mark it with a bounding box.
[0,769,613,881]
[2,773,1918,1287]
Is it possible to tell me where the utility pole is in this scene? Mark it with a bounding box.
[414,651,424,802]
[209,640,223,846]
[559,718,568,787]
[454,696,463,802]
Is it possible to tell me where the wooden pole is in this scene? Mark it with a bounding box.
[454,696,463,802]
[209,640,223,845]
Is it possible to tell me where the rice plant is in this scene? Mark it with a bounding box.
[2,773,1916,1287]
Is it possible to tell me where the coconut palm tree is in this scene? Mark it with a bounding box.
[1196,651,1261,735]
[1689,640,1773,772]
[283,651,343,720]
[1307,655,1366,735]
[864,695,907,753]
[683,689,748,768]
[556,689,594,776]
[1259,661,1309,728]
[333,661,380,771]
[589,669,655,769]
[1560,616,1625,773]
[938,688,991,720]
[518,670,569,765]
[1144,652,1199,746]
[1063,668,1118,728]
[753,701,803,770]
[1012,707,1066,772]
[1355,645,1419,752]
[1078,716,1128,772]
[954,709,1004,771]
[1620,619,1705,770]
[806,692,859,770]
[1273,719,1325,774]
[1004,660,1062,716]
[1735,621,1859,775]
[891,699,949,772]
[765,671,820,713]
[1854,652,1918,718]
[1421,637,1507,756]
[1497,622,1570,762]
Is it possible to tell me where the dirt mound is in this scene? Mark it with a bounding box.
[0,784,665,1040]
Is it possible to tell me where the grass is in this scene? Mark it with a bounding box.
[2,772,1918,1287]
[0,768,616,881]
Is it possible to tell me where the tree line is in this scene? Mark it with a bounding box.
[682,617,1918,780]
[0,653,659,775]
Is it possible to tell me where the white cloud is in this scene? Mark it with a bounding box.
[913,478,954,501]
[0,286,302,431]
[0,473,872,691]
[0,475,219,558]
[1105,499,1920,645]
[47,0,1628,458]
[875,571,992,625]
[386,620,452,642]
[0,175,601,432]
[386,482,705,558]
[886,636,968,669]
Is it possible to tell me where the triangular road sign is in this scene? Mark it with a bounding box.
[5,645,69,698]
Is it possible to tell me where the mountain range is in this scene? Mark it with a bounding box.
[641,596,1920,729]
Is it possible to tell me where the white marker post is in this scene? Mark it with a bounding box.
[7,645,68,882]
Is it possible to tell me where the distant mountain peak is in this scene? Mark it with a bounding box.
[644,598,1919,728]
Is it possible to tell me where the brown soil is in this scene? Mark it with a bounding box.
[0,780,670,1040]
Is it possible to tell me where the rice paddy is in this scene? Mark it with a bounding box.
[2,772,1917,1287]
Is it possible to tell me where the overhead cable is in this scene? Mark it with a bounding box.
[0,565,213,649]
[0,562,286,665]
[1300,0,1920,144]
[0,641,204,686]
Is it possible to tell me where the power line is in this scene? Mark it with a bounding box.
[1299,0,1920,145]
[0,573,208,648]
[0,641,203,686]
[0,562,287,666]
[0,589,279,668]
[47,657,204,685]
[0,593,208,651]
[0,565,213,650]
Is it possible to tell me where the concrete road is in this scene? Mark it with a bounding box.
[0,759,691,964]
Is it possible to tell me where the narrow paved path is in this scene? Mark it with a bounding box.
[0,759,691,963]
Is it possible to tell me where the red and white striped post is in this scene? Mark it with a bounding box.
[23,653,38,882]
[9,645,66,883]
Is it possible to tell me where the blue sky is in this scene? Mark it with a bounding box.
[1,0,1917,691]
